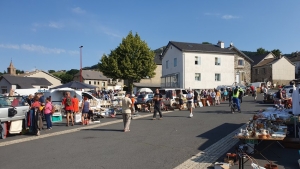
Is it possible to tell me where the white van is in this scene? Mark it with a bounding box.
[159,89,188,99]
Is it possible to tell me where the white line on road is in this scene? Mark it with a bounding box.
[174,124,247,169]
[0,111,173,147]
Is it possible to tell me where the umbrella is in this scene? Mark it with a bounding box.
[51,81,97,89]
[137,88,153,93]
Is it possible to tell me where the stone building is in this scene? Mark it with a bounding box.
[249,52,295,85]
[228,43,254,85]
[7,60,16,75]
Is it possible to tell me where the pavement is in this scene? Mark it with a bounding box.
[0,94,298,169]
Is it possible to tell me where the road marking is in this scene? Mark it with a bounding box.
[174,124,247,169]
[0,111,173,147]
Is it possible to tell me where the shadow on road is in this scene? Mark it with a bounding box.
[82,128,124,132]
[196,123,244,151]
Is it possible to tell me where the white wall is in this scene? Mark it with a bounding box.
[162,45,235,89]
[162,45,184,87]
[273,58,295,80]
[183,52,235,89]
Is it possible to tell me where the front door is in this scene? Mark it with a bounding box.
[236,74,240,83]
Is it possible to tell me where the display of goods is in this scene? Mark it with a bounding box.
[265,164,278,169]
[258,135,268,139]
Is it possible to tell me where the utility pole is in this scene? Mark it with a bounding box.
[79,46,83,82]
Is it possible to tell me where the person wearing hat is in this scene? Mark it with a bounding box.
[122,92,132,132]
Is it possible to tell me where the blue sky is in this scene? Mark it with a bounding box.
[0,1,299,72]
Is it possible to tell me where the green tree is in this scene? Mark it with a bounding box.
[271,49,282,58]
[256,47,268,55]
[202,42,212,44]
[48,70,56,73]
[66,69,79,76]
[16,69,24,74]
[59,73,73,84]
[98,31,157,93]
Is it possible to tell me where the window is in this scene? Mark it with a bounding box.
[89,81,91,84]
[94,81,96,85]
[238,59,244,66]
[215,57,221,65]
[166,60,169,69]
[215,73,221,81]
[263,68,266,74]
[102,82,105,87]
[174,58,177,67]
[98,82,100,85]
[255,69,259,75]
[195,73,201,81]
[195,56,201,65]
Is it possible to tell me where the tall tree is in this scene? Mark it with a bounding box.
[16,69,24,74]
[66,69,79,76]
[48,70,56,73]
[99,31,157,93]
[271,49,282,58]
[256,47,267,55]
[59,74,73,84]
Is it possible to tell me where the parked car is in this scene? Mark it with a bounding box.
[283,85,294,98]
[136,94,154,104]
[0,95,29,139]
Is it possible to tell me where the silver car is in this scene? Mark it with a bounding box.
[136,94,154,104]
[0,95,29,139]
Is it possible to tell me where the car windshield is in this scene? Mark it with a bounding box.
[148,94,154,98]
[138,95,145,98]
[0,96,26,107]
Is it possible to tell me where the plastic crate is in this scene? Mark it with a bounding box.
[52,115,62,123]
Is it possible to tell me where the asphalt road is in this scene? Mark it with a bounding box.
[0,94,297,169]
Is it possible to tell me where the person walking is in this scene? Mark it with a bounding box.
[122,92,132,132]
[232,87,243,113]
[210,90,216,106]
[186,90,194,117]
[238,87,243,103]
[178,91,184,110]
[62,92,75,126]
[152,89,163,120]
[228,88,233,106]
[73,95,79,114]
[44,97,53,130]
[130,94,136,120]
[81,96,90,125]
[215,90,221,105]
[250,85,257,101]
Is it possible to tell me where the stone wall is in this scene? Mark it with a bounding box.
[233,53,252,85]
[251,66,272,82]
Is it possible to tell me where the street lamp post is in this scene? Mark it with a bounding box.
[79,46,83,82]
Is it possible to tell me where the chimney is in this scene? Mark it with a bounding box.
[217,41,224,48]
[230,42,234,47]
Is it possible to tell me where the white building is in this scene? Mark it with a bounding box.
[161,41,236,89]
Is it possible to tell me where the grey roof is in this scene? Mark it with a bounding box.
[75,70,110,80]
[228,46,254,63]
[163,41,236,55]
[20,70,61,81]
[0,74,52,88]
[289,56,300,62]
[248,53,270,66]
[153,47,165,65]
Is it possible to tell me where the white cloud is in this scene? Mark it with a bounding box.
[0,44,20,49]
[0,43,77,55]
[222,15,240,20]
[72,7,86,14]
[48,22,64,29]
[204,13,220,16]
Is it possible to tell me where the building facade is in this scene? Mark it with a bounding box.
[161,41,236,89]
[250,52,295,85]
[20,70,62,88]
[228,44,254,85]
[73,70,124,90]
